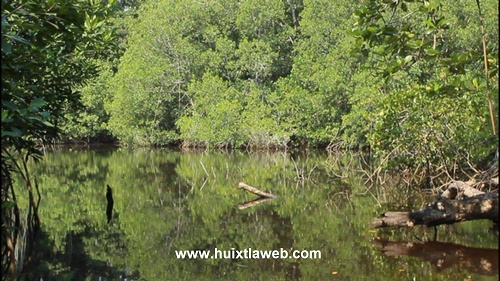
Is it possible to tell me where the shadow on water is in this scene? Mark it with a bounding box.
[20,228,138,281]
[372,238,499,276]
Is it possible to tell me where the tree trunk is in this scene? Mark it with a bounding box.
[372,180,498,228]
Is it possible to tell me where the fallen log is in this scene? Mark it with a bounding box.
[372,181,498,228]
[238,182,277,199]
[440,180,485,199]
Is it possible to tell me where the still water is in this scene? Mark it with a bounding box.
[16,147,498,280]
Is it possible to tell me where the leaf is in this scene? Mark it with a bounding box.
[45,21,59,30]
[5,34,30,45]
[40,120,55,127]
[2,38,12,54]
[1,110,9,121]
[2,128,22,137]
[404,55,413,63]
[41,111,51,118]
[1,101,18,111]
[436,17,449,28]
[1,16,11,31]
[424,20,436,28]
[29,98,46,109]
[472,78,479,89]
[424,49,440,56]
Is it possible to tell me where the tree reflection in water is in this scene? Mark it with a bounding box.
[372,238,499,276]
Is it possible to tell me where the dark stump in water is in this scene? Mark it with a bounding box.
[106,185,114,224]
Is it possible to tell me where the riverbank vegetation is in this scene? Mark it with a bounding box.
[4,0,497,167]
[2,0,118,277]
[1,0,498,278]
[66,0,498,178]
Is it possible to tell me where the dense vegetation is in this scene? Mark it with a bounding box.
[1,0,118,277]
[1,0,498,279]
[71,0,497,170]
[4,0,496,168]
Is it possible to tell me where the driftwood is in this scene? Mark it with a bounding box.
[372,180,499,228]
[238,182,277,199]
[372,238,499,276]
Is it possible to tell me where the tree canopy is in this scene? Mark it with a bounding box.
[1,0,118,277]
[3,0,499,174]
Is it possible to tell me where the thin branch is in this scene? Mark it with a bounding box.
[475,0,497,135]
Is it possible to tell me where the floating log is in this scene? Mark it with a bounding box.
[372,181,498,228]
[238,182,277,199]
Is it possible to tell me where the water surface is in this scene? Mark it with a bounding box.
[16,147,498,280]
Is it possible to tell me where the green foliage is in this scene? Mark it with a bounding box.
[274,0,362,146]
[177,73,244,147]
[2,0,118,148]
[1,0,118,278]
[2,96,53,158]
[351,0,498,177]
[105,0,205,145]
[240,82,290,148]
[338,71,379,148]
[2,0,117,126]
[60,60,116,142]
[1,0,118,171]
[106,0,298,147]
[59,0,498,172]
[48,0,498,174]
[178,74,290,148]
[58,2,142,144]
